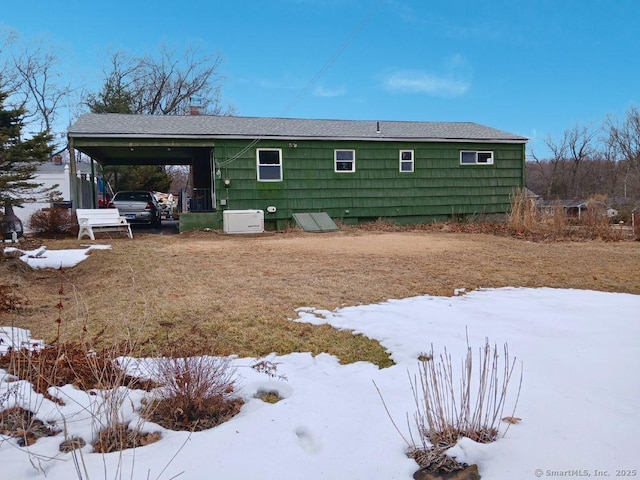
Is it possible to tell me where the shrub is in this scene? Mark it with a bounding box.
[410,339,522,449]
[375,337,522,475]
[0,343,153,398]
[376,337,524,475]
[144,356,243,431]
[29,207,77,237]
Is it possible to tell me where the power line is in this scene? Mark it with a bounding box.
[217,0,382,167]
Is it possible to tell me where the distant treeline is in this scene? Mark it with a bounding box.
[527,106,640,207]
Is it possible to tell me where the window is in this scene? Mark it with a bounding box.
[460,150,494,165]
[257,148,283,181]
[399,150,414,172]
[334,149,355,172]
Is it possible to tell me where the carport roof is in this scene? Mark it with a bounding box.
[68,113,528,143]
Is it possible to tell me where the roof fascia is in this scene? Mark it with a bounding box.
[69,133,526,144]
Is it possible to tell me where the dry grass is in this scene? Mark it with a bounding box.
[92,424,161,453]
[508,189,627,241]
[255,390,283,404]
[2,227,639,366]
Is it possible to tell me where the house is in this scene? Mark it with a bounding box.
[538,199,587,219]
[67,113,528,231]
[15,154,101,232]
[537,198,621,221]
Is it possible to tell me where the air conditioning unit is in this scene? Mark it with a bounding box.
[223,210,264,234]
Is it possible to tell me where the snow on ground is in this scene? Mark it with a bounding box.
[1,247,639,479]
[4,244,111,269]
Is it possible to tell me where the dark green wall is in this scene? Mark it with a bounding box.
[211,139,525,228]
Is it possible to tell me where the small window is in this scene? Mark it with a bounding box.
[334,149,355,172]
[257,148,283,181]
[399,150,414,172]
[460,150,494,165]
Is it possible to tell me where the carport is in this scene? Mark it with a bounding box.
[67,113,218,229]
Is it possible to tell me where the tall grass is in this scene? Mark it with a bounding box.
[509,189,624,241]
[410,339,522,449]
[376,337,522,474]
[508,189,567,237]
[582,195,617,239]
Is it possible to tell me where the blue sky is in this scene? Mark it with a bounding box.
[2,0,638,157]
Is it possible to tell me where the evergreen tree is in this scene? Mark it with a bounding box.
[85,71,135,114]
[86,73,172,192]
[0,89,53,206]
[111,165,172,192]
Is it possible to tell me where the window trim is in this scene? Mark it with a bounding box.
[460,150,494,165]
[256,148,283,182]
[334,149,356,173]
[399,150,414,173]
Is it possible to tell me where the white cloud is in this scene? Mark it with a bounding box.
[381,53,473,97]
[383,70,470,96]
[312,85,346,97]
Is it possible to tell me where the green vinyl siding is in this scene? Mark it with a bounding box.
[213,139,525,227]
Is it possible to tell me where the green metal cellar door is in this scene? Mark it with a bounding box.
[292,212,339,232]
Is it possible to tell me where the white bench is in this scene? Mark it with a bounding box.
[76,208,133,240]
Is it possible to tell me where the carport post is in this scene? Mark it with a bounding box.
[68,136,79,211]
[90,158,97,208]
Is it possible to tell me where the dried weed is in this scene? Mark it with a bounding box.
[92,423,161,453]
[0,407,58,447]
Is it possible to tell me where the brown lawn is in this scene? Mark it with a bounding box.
[2,227,639,367]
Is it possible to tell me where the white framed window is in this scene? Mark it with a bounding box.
[334,149,355,172]
[399,150,414,172]
[460,150,494,165]
[257,148,283,181]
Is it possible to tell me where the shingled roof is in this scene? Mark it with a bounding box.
[69,113,527,143]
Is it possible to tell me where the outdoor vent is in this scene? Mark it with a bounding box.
[223,210,264,234]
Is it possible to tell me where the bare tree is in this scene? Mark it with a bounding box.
[1,30,71,147]
[606,107,640,199]
[0,29,19,94]
[87,44,234,116]
[14,44,71,134]
[532,133,569,198]
[167,165,190,192]
[597,135,624,198]
[565,124,596,198]
[530,124,599,199]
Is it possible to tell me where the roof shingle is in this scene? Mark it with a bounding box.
[68,113,527,143]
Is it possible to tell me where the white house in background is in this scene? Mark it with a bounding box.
[15,156,98,232]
